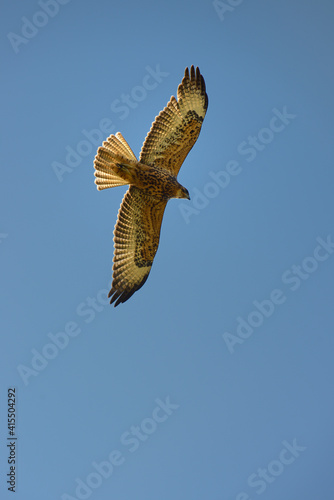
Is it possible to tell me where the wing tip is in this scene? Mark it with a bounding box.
[180,65,208,111]
[108,274,150,307]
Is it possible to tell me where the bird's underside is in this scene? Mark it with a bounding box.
[94,65,208,306]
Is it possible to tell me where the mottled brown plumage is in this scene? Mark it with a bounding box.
[94,66,208,306]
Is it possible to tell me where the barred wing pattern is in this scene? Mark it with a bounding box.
[109,186,167,306]
[139,65,208,176]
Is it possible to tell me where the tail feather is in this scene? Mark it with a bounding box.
[107,132,137,160]
[94,133,137,191]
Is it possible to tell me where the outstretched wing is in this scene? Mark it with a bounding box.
[109,186,167,306]
[139,65,208,176]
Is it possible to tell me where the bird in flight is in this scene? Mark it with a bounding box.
[94,65,208,306]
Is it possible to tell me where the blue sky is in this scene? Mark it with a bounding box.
[1,0,334,499]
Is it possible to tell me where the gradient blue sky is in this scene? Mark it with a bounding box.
[1,1,334,499]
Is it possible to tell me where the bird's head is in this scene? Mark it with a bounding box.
[176,185,190,200]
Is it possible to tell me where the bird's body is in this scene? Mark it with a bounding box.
[111,160,188,201]
[94,66,208,306]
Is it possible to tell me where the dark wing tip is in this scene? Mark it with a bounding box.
[183,65,207,99]
[108,274,150,307]
[109,288,130,307]
[108,287,130,307]
[190,65,196,80]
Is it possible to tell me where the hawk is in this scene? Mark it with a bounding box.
[94,66,208,306]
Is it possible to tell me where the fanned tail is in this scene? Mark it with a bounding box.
[94,132,138,191]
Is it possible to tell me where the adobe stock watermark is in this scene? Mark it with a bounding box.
[233,438,306,499]
[213,0,245,22]
[61,396,179,500]
[16,271,116,386]
[223,235,334,354]
[52,64,169,183]
[7,0,71,54]
[179,106,296,224]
